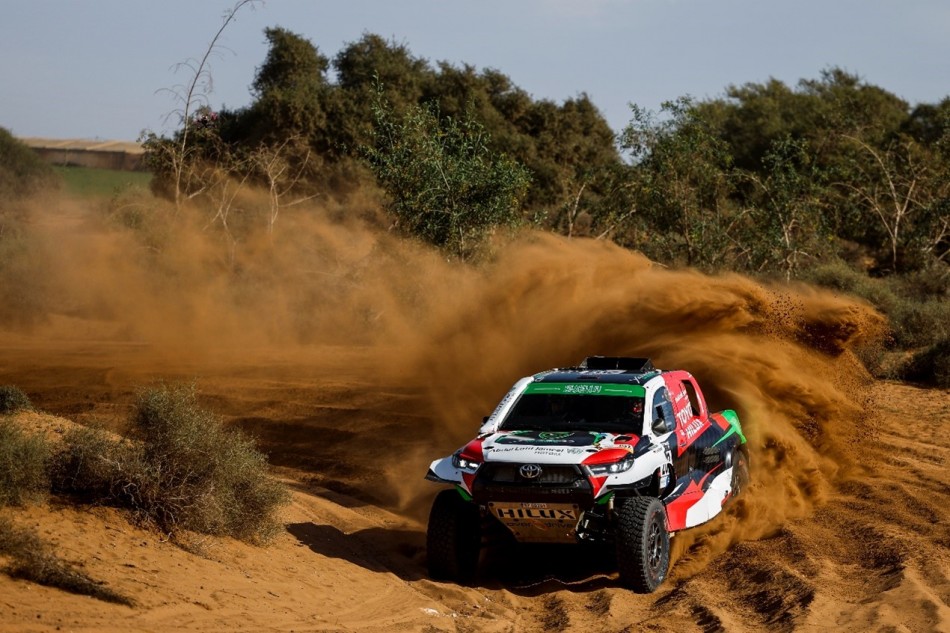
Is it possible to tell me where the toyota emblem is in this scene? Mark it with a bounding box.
[519,464,542,479]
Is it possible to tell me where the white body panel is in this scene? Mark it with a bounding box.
[683,467,734,528]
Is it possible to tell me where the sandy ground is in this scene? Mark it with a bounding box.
[0,194,946,631]
[0,340,947,633]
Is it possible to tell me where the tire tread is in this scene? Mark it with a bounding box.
[616,497,669,593]
[426,490,479,583]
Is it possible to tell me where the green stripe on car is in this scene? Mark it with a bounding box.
[524,382,646,397]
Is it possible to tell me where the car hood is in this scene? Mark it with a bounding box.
[475,429,645,464]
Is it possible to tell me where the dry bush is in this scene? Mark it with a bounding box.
[54,385,289,542]
[128,384,289,541]
[51,424,135,502]
[801,260,950,349]
[0,385,33,415]
[0,515,132,605]
[0,127,59,200]
[0,418,50,507]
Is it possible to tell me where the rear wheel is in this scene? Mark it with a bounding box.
[426,490,481,583]
[615,497,670,593]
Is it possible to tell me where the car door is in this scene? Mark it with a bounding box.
[663,372,711,466]
[649,386,687,481]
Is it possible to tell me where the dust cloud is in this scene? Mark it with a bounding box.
[401,234,886,572]
[0,191,887,575]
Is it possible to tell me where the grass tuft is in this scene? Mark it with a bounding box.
[0,418,50,507]
[0,385,34,415]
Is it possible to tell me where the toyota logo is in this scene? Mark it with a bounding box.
[519,464,542,479]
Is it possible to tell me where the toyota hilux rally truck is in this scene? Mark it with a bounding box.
[425,357,748,592]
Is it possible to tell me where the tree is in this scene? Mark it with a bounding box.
[329,34,433,153]
[247,27,331,146]
[741,137,828,277]
[248,136,317,233]
[365,98,530,259]
[620,98,736,268]
[835,133,950,272]
[142,0,260,210]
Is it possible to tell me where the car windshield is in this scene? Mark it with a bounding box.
[499,393,645,434]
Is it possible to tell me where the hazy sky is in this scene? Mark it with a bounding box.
[2,0,948,141]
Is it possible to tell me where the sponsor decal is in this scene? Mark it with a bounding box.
[522,382,646,397]
[490,503,577,521]
[495,431,598,446]
[488,446,570,457]
[680,417,706,442]
[563,384,602,395]
[488,386,520,421]
[675,405,691,427]
[675,416,711,455]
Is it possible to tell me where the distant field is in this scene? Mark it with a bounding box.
[54,165,151,197]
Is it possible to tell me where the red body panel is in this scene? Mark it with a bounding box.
[662,371,711,457]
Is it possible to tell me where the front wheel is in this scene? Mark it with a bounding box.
[615,497,670,593]
[426,490,481,583]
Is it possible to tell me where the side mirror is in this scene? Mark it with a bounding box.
[652,407,671,435]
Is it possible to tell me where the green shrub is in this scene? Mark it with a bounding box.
[127,384,289,541]
[900,338,950,388]
[889,298,950,348]
[365,99,530,259]
[0,419,50,506]
[55,385,288,542]
[52,425,134,502]
[0,128,59,199]
[801,261,900,313]
[801,261,950,349]
[891,266,950,301]
[0,385,34,414]
[0,515,132,605]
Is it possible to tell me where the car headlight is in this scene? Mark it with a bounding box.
[587,454,635,476]
[452,452,480,471]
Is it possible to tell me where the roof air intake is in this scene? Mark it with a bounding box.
[580,357,655,372]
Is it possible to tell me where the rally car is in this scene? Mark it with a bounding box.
[424,356,748,592]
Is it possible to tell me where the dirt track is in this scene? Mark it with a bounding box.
[0,350,950,631]
[0,198,948,631]
[0,342,948,632]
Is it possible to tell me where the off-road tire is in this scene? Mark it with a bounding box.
[615,497,670,593]
[426,490,481,583]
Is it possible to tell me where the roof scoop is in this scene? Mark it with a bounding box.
[579,356,655,372]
